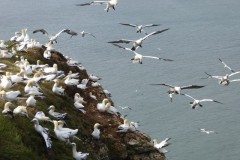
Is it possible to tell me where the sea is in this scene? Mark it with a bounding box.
[1,0,240,159]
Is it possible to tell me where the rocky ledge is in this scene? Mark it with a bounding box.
[0,46,165,160]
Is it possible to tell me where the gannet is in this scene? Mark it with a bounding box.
[89,74,101,82]
[105,102,118,115]
[91,123,101,139]
[153,138,171,153]
[64,76,79,86]
[16,28,27,42]
[108,29,169,51]
[96,98,108,112]
[89,92,97,100]
[71,143,89,160]
[74,93,86,104]
[150,83,205,102]
[112,43,173,64]
[181,93,223,109]
[33,29,69,44]
[0,90,21,101]
[57,121,80,141]
[129,121,139,132]
[0,63,7,69]
[13,105,28,117]
[77,0,118,12]
[52,120,71,143]
[31,118,52,148]
[2,102,14,117]
[118,106,132,110]
[48,105,67,120]
[42,63,58,74]
[34,111,53,122]
[6,71,27,83]
[204,71,240,86]
[219,58,235,73]
[103,89,111,97]
[91,82,101,87]
[26,94,37,107]
[52,79,64,95]
[199,128,217,134]
[119,23,161,33]
[77,79,89,90]
[0,75,14,89]
[74,100,86,114]
[64,29,96,38]
[24,80,43,95]
[117,119,130,132]
[67,71,79,79]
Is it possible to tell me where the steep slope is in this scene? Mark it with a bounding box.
[0,46,165,160]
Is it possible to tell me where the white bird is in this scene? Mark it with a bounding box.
[48,105,67,120]
[150,83,205,102]
[199,128,217,134]
[74,100,86,114]
[117,119,130,133]
[74,93,86,104]
[13,105,28,117]
[0,63,7,69]
[42,64,58,74]
[31,118,52,148]
[103,89,111,97]
[53,120,78,143]
[119,23,161,33]
[52,79,64,95]
[67,71,79,79]
[108,29,169,51]
[0,75,14,89]
[64,76,79,86]
[118,106,132,110]
[89,74,101,82]
[2,102,14,117]
[77,79,89,90]
[71,143,89,160]
[34,111,52,122]
[204,71,240,86]
[77,0,118,12]
[0,90,21,101]
[219,58,235,73]
[33,29,69,44]
[24,80,43,95]
[64,29,96,38]
[153,138,171,153]
[181,93,223,109]
[105,102,118,115]
[91,123,101,139]
[89,92,97,100]
[56,121,80,141]
[91,82,101,87]
[96,98,108,112]
[112,44,173,64]
[26,94,37,107]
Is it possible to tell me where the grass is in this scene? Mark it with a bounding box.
[0,44,165,160]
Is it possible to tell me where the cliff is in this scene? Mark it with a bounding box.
[0,45,165,160]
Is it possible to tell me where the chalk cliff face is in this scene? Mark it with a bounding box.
[0,47,165,160]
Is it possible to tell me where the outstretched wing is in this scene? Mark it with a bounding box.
[33,29,49,35]
[142,56,161,60]
[149,83,174,88]
[76,1,107,6]
[199,99,223,104]
[64,29,78,37]
[108,39,134,44]
[219,58,235,73]
[229,71,240,77]
[143,24,161,28]
[181,85,205,90]
[112,43,132,52]
[119,23,138,27]
[180,93,196,100]
[142,28,169,41]
[203,72,223,79]
[54,29,69,38]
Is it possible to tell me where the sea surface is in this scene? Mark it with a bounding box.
[1,0,240,159]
